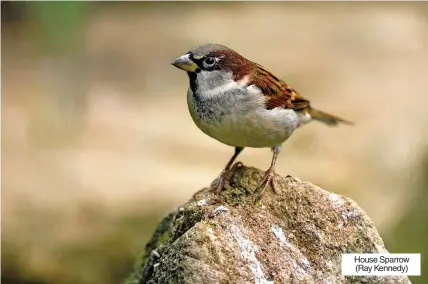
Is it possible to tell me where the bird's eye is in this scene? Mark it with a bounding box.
[203,56,216,67]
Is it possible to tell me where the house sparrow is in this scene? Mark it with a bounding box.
[172,43,351,196]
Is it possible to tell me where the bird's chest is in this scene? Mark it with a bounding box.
[187,88,242,123]
[187,88,299,148]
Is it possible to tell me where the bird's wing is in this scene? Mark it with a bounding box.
[249,64,310,111]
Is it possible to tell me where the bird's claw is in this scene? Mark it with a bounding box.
[210,178,225,193]
[253,168,279,203]
[210,162,243,193]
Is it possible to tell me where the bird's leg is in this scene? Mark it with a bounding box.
[254,146,281,199]
[211,147,244,192]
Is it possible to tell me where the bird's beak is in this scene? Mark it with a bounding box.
[171,54,198,72]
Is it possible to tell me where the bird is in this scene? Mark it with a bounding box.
[171,43,351,196]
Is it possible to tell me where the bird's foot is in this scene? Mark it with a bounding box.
[254,167,279,203]
[210,162,243,193]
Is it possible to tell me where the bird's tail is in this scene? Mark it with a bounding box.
[308,107,353,126]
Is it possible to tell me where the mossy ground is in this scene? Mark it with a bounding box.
[125,165,410,284]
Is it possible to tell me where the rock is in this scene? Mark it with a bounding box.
[125,165,411,284]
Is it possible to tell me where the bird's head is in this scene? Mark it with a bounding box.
[171,43,254,93]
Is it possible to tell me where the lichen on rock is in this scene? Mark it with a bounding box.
[125,165,411,284]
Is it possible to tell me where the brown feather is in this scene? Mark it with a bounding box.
[212,49,352,126]
[249,64,310,111]
[308,108,353,126]
[208,50,252,81]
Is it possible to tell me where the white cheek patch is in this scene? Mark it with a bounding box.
[200,74,250,98]
[204,81,241,97]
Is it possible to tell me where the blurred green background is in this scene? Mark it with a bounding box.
[1,2,428,284]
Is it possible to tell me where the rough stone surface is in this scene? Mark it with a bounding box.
[125,165,411,284]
